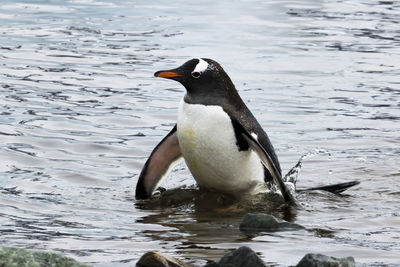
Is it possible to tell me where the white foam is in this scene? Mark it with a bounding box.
[193,58,209,73]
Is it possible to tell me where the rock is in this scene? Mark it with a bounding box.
[0,246,90,267]
[296,253,355,267]
[239,213,304,233]
[136,251,190,267]
[203,261,219,267]
[207,246,268,267]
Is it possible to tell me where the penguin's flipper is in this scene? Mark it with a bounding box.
[136,125,182,199]
[297,180,360,194]
[232,119,297,206]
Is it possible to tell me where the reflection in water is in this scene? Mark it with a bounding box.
[136,188,297,265]
[0,0,399,266]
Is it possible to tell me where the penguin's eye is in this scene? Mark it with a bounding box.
[191,71,201,78]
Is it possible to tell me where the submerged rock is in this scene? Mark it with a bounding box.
[136,251,190,267]
[205,246,268,267]
[0,246,90,267]
[296,253,355,267]
[239,213,304,233]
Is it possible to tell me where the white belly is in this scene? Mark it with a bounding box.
[177,98,265,195]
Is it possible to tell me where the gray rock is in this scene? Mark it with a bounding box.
[0,246,90,267]
[296,253,355,267]
[208,246,267,267]
[203,261,219,267]
[136,251,190,267]
[239,213,304,233]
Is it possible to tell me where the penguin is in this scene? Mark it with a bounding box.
[135,58,296,205]
[135,58,360,205]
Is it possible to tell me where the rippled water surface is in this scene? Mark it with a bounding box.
[1,0,399,266]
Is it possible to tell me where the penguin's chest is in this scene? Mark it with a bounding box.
[176,99,264,194]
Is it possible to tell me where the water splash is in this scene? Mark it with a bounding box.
[284,148,332,187]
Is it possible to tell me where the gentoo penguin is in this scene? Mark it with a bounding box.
[135,58,360,205]
[136,58,296,205]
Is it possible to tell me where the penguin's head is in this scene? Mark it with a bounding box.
[154,58,237,102]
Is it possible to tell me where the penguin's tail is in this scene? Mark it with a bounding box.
[296,180,360,194]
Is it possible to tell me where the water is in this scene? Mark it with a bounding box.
[0,0,399,266]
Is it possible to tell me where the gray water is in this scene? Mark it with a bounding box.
[0,0,399,266]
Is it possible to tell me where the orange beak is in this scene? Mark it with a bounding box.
[154,71,183,78]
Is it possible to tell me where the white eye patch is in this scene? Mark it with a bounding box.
[193,58,209,73]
